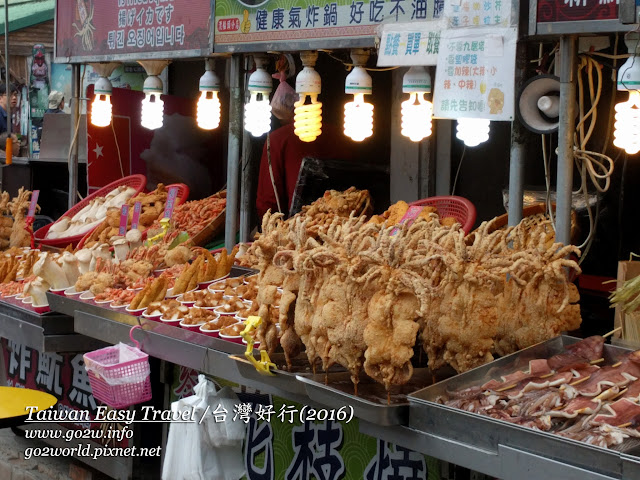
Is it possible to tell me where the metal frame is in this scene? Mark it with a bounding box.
[213,37,375,54]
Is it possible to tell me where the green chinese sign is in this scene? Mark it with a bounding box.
[214,0,442,52]
[171,366,441,480]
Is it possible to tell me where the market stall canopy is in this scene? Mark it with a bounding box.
[0,0,53,34]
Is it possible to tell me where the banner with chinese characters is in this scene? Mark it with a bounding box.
[377,21,444,66]
[443,0,515,28]
[172,365,442,480]
[214,0,443,52]
[55,0,213,63]
[433,27,517,121]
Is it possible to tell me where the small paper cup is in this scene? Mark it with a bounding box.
[79,291,96,302]
[160,316,182,326]
[199,324,220,337]
[207,282,226,293]
[219,332,243,344]
[243,275,258,285]
[63,286,84,297]
[166,287,197,299]
[197,279,217,290]
[242,338,261,349]
[125,306,146,316]
[94,297,113,305]
[21,296,33,305]
[31,304,51,314]
[142,310,162,321]
[109,302,129,310]
[176,294,196,308]
[179,319,206,332]
[50,287,67,296]
[215,306,240,317]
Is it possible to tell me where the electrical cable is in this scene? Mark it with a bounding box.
[67,65,86,201]
[110,120,124,179]
[451,146,466,196]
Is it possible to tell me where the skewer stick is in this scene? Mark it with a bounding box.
[603,327,622,339]
[495,383,517,392]
[612,361,622,368]
[617,422,632,428]
[610,388,628,401]
[540,372,555,378]
[590,358,605,365]
[570,375,591,386]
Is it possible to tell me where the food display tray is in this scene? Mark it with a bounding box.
[408,336,640,479]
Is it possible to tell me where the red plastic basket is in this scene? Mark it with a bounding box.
[35,175,147,249]
[409,195,477,234]
[75,183,190,250]
[83,327,151,409]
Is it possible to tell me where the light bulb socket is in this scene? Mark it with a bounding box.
[296,66,321,95]
[345,66,372,95]
[143,75,163,95]
[402,66,431,94]
[200,69,221,92]
[248,67,272,94]
[94,76,113,96]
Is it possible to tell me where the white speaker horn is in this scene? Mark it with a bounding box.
[516,75,562,134]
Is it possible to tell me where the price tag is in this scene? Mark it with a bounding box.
[119,205,129,236]
[131,202,142,230]
[163,187,179,219]
[27,190,40,220]
[390,206,424,236]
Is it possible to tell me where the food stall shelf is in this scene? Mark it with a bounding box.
[0,300,105,352]
[406,336,638,479]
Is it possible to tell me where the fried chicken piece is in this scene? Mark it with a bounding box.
[440,217,459,228]
[386,201,409,225]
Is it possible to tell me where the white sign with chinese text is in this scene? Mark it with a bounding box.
[433,26,517,121]
[444,0,515,28]
[377,20,445,66]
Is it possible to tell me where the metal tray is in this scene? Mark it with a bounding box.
[296,367,448,426]
[0,298,74,334]
[408,335,640,479]
[230,353,309,398]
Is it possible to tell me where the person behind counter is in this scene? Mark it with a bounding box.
[256,105,354,219]
[46,91,64,114]
[0,83,19,153]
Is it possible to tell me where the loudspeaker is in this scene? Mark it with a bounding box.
[516,75,561,134]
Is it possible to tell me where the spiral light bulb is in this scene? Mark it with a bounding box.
[401,93,433,142]
[456,118,490,147]
[245,92,272,137]
[244,59,272,137]
[613,90,640,155]
[141,93,164,130]
[197,91,221,130]
[344,93,374,142]
[91,94,112,128]
[294,94,322,142]
[90,76,113,127]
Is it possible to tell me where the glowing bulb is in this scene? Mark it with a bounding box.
[91,94,112,127]
[401,92,433,142]
[343,93,373,142]
[245,92,271,137]
[197,91,221,130]
[294,94,322,142]
[613,90,640,155]
[456,118,490,147]
[141,93,164,130]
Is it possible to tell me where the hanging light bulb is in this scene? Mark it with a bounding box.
[294,51,322,142]
[141,75,164,130]
[456,118,490,147]
[197,59,221,130]
[244,56,272,137]
[344,49,373,142]
[91,76,113,127]
[614,34,640,155]
[401,66,433,142]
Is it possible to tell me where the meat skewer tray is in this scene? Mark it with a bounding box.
[408,335,640,479]
[296,367,452,426]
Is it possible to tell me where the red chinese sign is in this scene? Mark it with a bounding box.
[537,0,617,23]
[55,0,213,62]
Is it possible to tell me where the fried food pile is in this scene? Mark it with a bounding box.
[245,188,582,393]
[0,188,41,249]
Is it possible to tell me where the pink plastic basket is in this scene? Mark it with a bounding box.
[83,326,151,409]
[409,195,477,234]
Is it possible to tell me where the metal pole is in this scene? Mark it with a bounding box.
[225,55,242,251]
[555,35,577,246]
[508,41,528,227]
[4,0,10,138]
[68,64,80,210]
[239,56,252,243]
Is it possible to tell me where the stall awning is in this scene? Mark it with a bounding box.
[0,0,54,34]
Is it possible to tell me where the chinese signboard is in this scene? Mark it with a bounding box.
[172,365,442,480]
[443,0,515,28]
[377,21,443,66]
[55,0,213,63]
[433,27,517,120]
[214,0,442,52]
[530,0,628,35]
